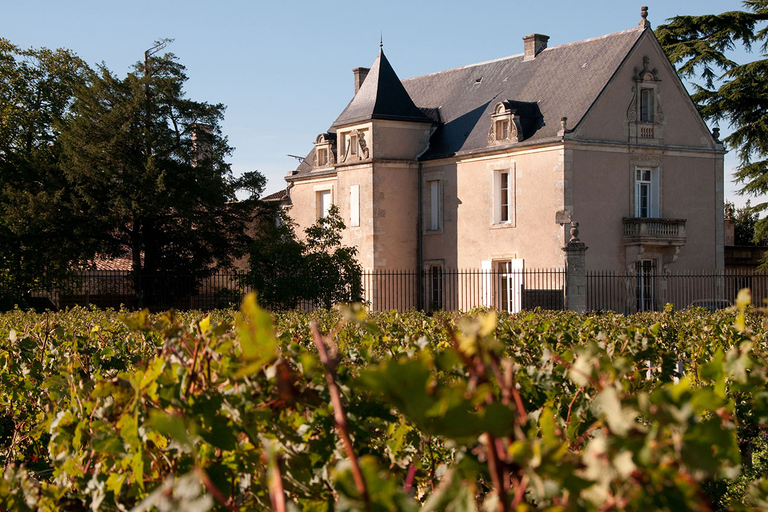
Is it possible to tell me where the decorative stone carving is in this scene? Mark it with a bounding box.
[626,57,665,140]
[569,221,580,243]
[313,133,337,168]
[358,130,370,159]
[488,101,522,146]
[634,56,660,82]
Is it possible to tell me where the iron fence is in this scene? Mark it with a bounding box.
[23,267,767,313]
[30,271,251,311]
[355,268,565,312]
[586,269,767,313]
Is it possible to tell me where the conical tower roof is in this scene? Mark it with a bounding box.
[332,50,433,127]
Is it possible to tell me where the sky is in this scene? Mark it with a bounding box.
[1,0,756,206]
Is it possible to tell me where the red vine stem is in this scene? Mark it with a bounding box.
[196,467,238,512]
[268,454,287,512]
[311,322,371,510]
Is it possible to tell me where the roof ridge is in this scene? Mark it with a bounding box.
[402,26,645,83]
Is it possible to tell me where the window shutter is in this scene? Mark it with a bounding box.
[481,260,492,307]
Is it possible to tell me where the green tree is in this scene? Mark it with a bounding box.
[247,205,363,309]
[656,3,768,239]
[0,39,92,308]
[303,205,363,308]
[60,42,262,308]
[727,200,762,245]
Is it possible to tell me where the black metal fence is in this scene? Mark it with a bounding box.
[358,268,565,312]
[25,268,766,313]
[586,269,766,313]
[30,271,251,311]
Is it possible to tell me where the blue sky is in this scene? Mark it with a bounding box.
[2,0,752,205]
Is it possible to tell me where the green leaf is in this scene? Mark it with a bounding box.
[235,293,277,377]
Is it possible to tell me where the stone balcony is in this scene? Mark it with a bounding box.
[622,217,686,246]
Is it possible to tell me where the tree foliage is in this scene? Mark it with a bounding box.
[656,2,768,238]
[727,200,762,245]
[58,43,263,307]
[247,204,363,309]
[0,39,92,308]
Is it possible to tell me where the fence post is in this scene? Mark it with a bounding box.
[562,221,588,313]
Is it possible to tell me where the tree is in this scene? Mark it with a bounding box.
[0,39,92,308]
[726,200,762,245]
[656,3,768,239]
[247,205,363,309]
[59,42,262,307]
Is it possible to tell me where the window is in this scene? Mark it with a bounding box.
[488,101,520,145]
[428,180,441,231]
[349,133,358,155]
[350,184,360,227]
[494,169,515,225]
[636,259,656,312]
[496,260,523,312]
[317,148,328,167]
[495,119,508,140]
[313,132,336,168]
[640,88,654,123]
[317,189,332,219]
[634,167,659,218]
[428,265,443,311]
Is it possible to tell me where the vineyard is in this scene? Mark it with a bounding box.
[2,295,768,511]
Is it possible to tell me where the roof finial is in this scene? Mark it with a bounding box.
[639,6,650,28]
[380,32,383,49]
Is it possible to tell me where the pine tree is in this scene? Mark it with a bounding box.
[0,39,92,308]
[60,42,262,307]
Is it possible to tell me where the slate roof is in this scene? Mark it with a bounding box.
[333,50,434,127]
[289,26,646,178]
[405,26,646,159]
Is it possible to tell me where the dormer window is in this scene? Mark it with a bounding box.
[317,148,328,166]
[338,128,370,163]
[628,56,665,141]
[488,101,522,146]
[495,119,508,140]
[313,133,336,169]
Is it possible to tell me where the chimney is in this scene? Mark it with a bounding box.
[523,34,549,61]
[353,67,370,94]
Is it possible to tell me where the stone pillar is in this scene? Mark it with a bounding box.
[563,221,588,313]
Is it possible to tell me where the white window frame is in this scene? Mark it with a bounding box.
[634,167,659,218]
[350,184,360,227]
[493,168,515,226]
[316,189,333,219]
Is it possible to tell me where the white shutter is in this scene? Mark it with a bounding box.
[320,190,331,218]
[510,259,524,313]
[481,260,493,308]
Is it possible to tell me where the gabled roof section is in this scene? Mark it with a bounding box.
[402,27,646,159]
[332,50,434,127]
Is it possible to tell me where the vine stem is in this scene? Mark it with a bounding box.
[196,467,237,512]
[311,322,371,510]
[268,454,288,512]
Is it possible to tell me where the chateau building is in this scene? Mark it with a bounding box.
[281,9,725,310]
